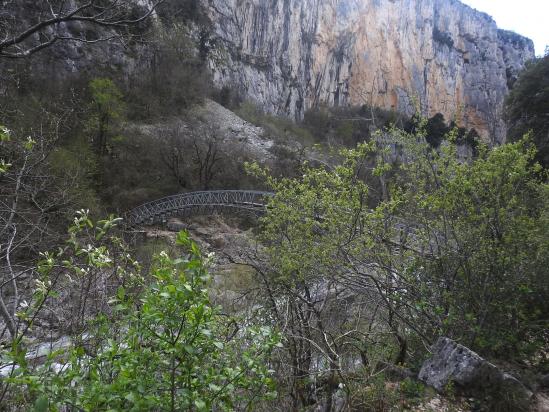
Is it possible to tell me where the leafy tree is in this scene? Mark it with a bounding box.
[395,133,548,356]
[425,113,447,147]
[245,142,413,409]
[87,78,125,155]
[0,120,96,341]
[125,24,211,120]
[2,216,280,411]
[248,123,548,397]
[506,55,549,167]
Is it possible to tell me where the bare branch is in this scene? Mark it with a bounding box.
[0,0,165,58]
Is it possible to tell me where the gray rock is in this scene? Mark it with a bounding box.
[1,1,534,145]
[204,0,535,143]
[533,393,549,412]
[539,374,549,389]
[25,335,73,360]
[211,234,227,249]
[419,337,532,408]
[167,218,187,232]
[419,337,492,391]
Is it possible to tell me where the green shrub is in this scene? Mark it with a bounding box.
[2,217,280,411]
[87,78,126,156]
[399,377,425,399]
[252,131,549,365]
[125,25,211,120]
[347,373,400,412]
[236,102,314,145]
[506,55,549,168]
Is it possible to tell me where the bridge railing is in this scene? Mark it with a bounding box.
[124,190,274,226]
[123,190,433,257]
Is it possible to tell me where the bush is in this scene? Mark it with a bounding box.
[506,55,549,168]
[2,219,280,411]
[302,104,408,147]
[252,130,548,374]
[236,102,314,145]
[125,24,211,120]
[399,378,425,399]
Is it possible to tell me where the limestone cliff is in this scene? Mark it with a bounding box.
[204,0,535,142]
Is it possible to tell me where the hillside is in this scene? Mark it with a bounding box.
[0,1,547,411]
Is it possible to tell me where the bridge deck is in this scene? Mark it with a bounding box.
[124,190,273,226]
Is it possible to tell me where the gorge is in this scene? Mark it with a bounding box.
[204,0,535,142]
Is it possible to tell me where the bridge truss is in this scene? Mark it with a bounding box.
[124,190,273,227]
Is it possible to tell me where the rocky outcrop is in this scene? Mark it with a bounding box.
[1,0,534,143]
[419,337,533,410]
[129,99,274,160]
[204,0,535,142]
[0,1,156,77]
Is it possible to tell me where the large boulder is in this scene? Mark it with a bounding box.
[419,337,532,410]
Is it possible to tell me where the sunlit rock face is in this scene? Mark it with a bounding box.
[204,0,534,142]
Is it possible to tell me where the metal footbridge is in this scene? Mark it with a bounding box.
[124,190,273,227]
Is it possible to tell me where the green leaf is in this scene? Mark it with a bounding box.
[7,214,280,410]
[176,230,190,247]
[0,159,11,174]
[0,125,11,141]
[32,396,49,412]
[24,137,36,151]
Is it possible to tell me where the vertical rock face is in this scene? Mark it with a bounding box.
[204,0,534,142]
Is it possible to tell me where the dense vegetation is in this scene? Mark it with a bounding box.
[2,123,547,410]
[1,1,548,411]
[506,54,549,168]
[245,128,548,410]
[2,217,279,410]
[234,99,479,152]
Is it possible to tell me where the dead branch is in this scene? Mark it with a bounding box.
[0,0,165,58]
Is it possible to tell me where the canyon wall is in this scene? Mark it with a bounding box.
[204,0,535,142]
